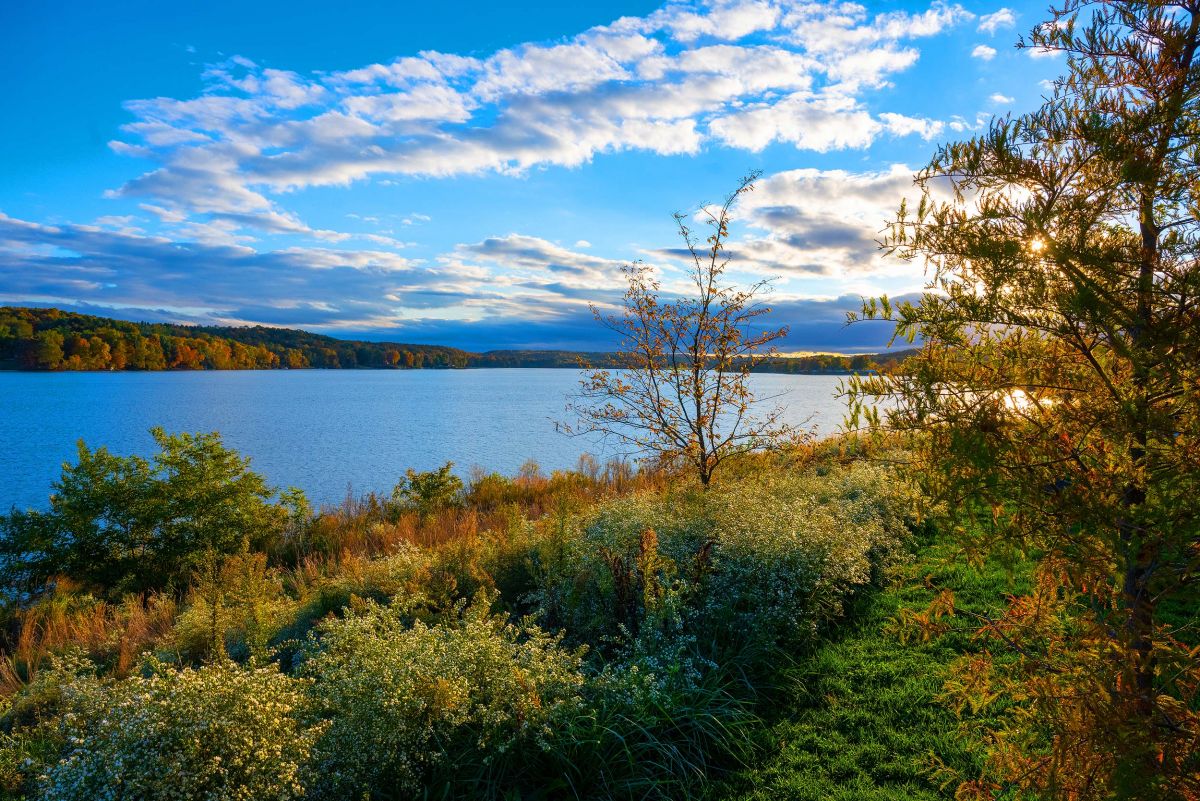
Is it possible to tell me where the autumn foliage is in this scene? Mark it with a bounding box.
[851,2,1200,797]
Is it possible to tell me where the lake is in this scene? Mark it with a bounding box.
[0,370,851,510]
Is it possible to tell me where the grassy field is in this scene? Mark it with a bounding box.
[709,532,1033,801]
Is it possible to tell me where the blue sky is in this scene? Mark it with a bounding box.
[0,0,1058,352]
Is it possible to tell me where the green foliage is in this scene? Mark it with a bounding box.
[38,657,324,801]
[0,429,285,597]
[534,461,918,657]
[281,543,437,643]
[698,462,916,649]
[848,2,1200,794]
[173,551,295,661]
[299,591,585,798]
[0,306,907,374]
[707,535,1033,801]
[389,462,464,519]
[0,306,469,371]
[553,634,760,800]
[0,435,933,800]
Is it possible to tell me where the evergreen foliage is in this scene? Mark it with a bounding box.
[850,2,1200,795]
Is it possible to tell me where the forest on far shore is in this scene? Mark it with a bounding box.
[0,306,906,374]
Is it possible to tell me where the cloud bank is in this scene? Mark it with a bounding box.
[0,0,1012,350]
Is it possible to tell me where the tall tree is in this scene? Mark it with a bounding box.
[850,3,1200,796]
[566,173,796,485]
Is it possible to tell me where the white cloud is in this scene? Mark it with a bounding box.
[778,3,971,53]
[725,165,921,277]
[0,212,447,329]
[971,44,997,61]
[709,91,882,152]
[977,8,1016,34]
[989,92,1014,104]
[948,112,990,132]
[648,0,781,43]
[879,112,944,140]
[139,203,187,223]
[450,234,626,289]
[342,84,474,123]
[101,0,975,238]
[473,42,635,101]
[3,2,992,348]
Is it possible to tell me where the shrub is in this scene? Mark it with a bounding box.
[0,429,286,598]
[698,461,916,649]
[279,542,438,646]
[300,591,585,798]
[39,658,323,801]
[553,635,759,800]
[534,462,918,656]
[172,551,296,661]
[389,462,463,519]
[530,490,711,651]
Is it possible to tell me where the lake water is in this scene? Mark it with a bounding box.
[0,370,851,510]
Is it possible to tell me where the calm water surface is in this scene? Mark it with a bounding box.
[0,370,850,509]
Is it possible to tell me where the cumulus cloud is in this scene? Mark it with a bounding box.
[0,213,634,345]
[977,8,1016,34]
[971,44,997,60]
[0,203,913,351]
[5,1,998,350]
[878,112,944,140]
[0,211,447,331]
[449,234,627,289]
[709,92,882,152]
[100,0,974,238]
[711,164,955,279]
[989,92,1014,104]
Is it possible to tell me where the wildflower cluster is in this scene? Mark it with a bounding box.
[41,658,324,801]
[299,591,586,797]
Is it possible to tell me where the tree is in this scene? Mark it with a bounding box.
[0,428,285,597]
[566,173,797,486]
[390,462,464,520]
[31,330,64,369]
[849,3,1200,797]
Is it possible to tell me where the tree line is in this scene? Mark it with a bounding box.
[0,307,474,371]
[0,306,906,373]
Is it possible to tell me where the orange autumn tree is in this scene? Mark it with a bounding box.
[849,2,1200,798]
[566,173,797,486]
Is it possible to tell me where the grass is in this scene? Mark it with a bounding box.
[708,531,1033,801]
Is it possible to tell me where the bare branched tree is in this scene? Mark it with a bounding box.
[564,172,800,486]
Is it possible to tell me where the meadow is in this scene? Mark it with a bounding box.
[0,429,1008,800]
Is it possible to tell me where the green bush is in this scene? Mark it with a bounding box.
[0,429,286,597]
[389,462,463,519]
[557,640,759,800]
[533,462,917,656]
[300,591,586,798]
[294,541,434,617]
[172,551,296,661]
[0,447,927,801]
[39,658,323,801]
[530,490,711,651]
[698,461,916,649]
